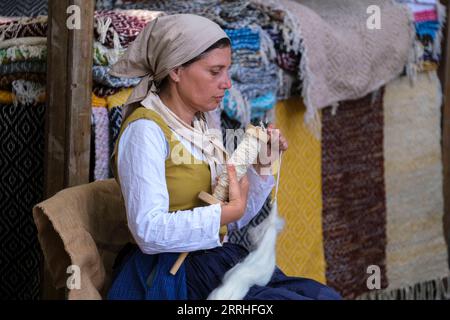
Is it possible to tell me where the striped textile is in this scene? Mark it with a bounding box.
[368,71,449,299]
[321,89,388,299]
[92,107,111,180]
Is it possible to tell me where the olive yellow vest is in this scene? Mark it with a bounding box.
[112,107,213,212]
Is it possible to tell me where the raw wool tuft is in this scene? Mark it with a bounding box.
[208,200,284,300]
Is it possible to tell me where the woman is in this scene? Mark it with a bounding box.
[107,13,340,300]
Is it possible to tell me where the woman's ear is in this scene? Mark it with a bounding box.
[168,67,181,83]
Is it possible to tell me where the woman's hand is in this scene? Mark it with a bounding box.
[253,123,289,176]
[220,164,249,225]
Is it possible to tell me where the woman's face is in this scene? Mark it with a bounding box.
[176,46,232,112]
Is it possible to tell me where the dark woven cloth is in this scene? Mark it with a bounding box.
[108,105,123,155]
[321,89,388,299]
[0,62,46,75]
[0,73,46,90]
[93,85,121,98]
[94,10,162,48]
[0,0,47,17]
[0,17,47,40]
[0,103,45,299]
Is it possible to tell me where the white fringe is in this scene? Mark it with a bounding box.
[396,0,424,83]
[94,41,125,66]
[11,80,45,106]
[357,277,450,300]
[207,200,285,300]
[96,16,112,45]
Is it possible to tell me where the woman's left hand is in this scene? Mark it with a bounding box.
[253,123,288,175]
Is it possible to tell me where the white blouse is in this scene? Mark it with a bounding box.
[117,119,275,254]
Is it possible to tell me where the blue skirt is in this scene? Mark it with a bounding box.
[107,243,341,300]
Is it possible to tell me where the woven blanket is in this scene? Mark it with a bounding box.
[253,0,414,134]
[0,0,47,17]
[231,62,280,110]
[0,61,46,75]
[0,45,46,65]
[0,37,47,50]
[104,0,271,29]
[93,84,121,98]
[230,63,278,85]
[266,28,301,73]
[234,82,279,101]
[224,28,260,51]
[93,41,126,66]
[249,92,277,120]
[274,97,326,284]
[0,16,47,41]
[94,10,164,48]
[92,94,107,108]
[108,106,123,156]
[106,88,132,152]
[321,89,388,299]
[93,66,140,88]
[0,73,45,90]
[92,107,111,180]
[231,50,263,68]
[398,0,445,64]
[221,87,251,126]
[363,71,449,299]
[0,102,45,299]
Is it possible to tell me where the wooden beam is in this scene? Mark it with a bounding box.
[438,0,450,267]
[42,0,95,299]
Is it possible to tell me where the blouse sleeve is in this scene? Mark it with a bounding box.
[117,119,222,255]
[227,165,275,232]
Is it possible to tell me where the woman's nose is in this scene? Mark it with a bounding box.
[220,72,232,89]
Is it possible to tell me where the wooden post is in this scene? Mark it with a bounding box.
[438,0,450,267]
[42,0,95,299]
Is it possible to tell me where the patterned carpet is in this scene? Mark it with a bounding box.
[321,89,388,299]
[377,71,449,299]
[0,0,48,17]
[0,103,45,299]
[274,97,326,284]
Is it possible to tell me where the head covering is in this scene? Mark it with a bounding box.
[110,14,231,185]
[109,13,230,120]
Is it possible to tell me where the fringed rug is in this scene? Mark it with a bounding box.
[253,0,414,133]
[0,103,45,299]
[321,89,388,299]
[274,97,326,284]
[361,71,449,299]
[92,106,111,180]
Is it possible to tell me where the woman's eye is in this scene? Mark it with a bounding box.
[211,71,220,76]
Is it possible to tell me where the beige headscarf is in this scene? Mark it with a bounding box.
[110,14,231,183]
[110,13,230,119]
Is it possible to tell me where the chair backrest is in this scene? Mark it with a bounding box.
[33,179,133,299]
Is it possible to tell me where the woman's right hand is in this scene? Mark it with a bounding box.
[220,164,249,225]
